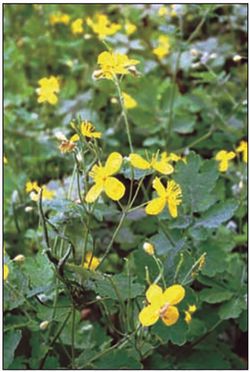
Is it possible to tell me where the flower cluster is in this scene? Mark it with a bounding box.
[37,76,60,105]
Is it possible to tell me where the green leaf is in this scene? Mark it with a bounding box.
[195,199,238,228]
[200,287,234,303]
[92,349,142,369]
[22,251,54,288]
[219,296,246,320]
[177,350,231,369]
[95,273,144,301]
[153,318,188,346]
[4,330,22,369]
[174,152,219,213]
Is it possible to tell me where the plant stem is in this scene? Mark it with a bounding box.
[98,211,126,269]
[71,307,76,369]
[39,310,72,369]
[114,76,134,153]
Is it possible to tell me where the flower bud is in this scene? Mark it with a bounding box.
[233,54,242,62]
[143,242,155,256]
[39,320,49,330]
[25,206,33,212]
[76,152,83,162]
[96,295,102,301]
[13,254,25,263]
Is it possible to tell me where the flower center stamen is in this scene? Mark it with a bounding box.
[159,302,170,317]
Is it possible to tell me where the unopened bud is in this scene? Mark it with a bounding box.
[40,320,50,330]
[13,254,25,263]
[84,33,91,40]
[76,152,83,162]
[190,48,199,57]
[55,132,67,141]
[143,242,155,256]
[233,54,242,62]
[96,295,102,301]
[111,97,118,104]
[92,69,103,80]
[25,206,33,212]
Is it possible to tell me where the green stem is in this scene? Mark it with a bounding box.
[98,212,126,269]
[71,307,76,369]
[114,76,134,153]
[39,310,72,369]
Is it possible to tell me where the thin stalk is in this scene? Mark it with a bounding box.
[71,307,76,369]
[98,211,127,269]
[114,76,134,153]
[39,310,72,369]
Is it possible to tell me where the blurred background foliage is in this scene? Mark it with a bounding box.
[4,3,247,370]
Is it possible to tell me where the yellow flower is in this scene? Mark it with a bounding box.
[158,6,169,16]
[71,121,102,141]
[37,76,60,105]
[146,177,182,218]
[71,19,84,35]
[29,185,55,202]
[215,150,236,172]
[168,153,187,164]
[122,92,137,110]
[124,21,137,35]
[4,264,9,281]
[94,51,140,80]
[87,14,121,39]
[184,304,197,324]
[188,304,197,313]
[4,156,8,164]
[49,13,70,25]
[143,242,155,256]
[236,140,248,163]
[83,252,100,271]
[129,152,174,175]
[184,310,192,324]
[153,35,171,59]
[139,283,185,327]
[25,181,40,193]
[86,152,125,203]
[80,121,102,139]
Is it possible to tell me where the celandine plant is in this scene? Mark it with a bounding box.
[4,4,247,370]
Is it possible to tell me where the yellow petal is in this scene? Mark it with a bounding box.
[227,151,236,160]
[163,284,185,305]
[70,134,80,142]
[85,183,103,203]
[161,305,179,326]
[168,201,178,218]
[218,160,228,172]
[153,161,174,175]
[129,154,151,170]
[105,152,123,176]
[146,284,163,305]
[145,197,166,215]
[104,177,125,201]
[139,305,159,327]
[4,264,9,281]
[152,177,166,197]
